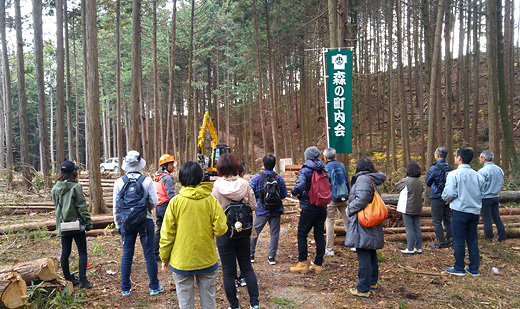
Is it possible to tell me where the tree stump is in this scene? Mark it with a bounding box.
[0,271,29,309]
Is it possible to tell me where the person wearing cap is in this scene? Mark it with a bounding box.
[112,150,162,296]
[289,146,329,275]
[51,161,94,289]
[153,154,177,260]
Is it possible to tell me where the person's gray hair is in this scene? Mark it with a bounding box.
[435,147,448,159]
[480,150,494,162]
[323,148,336,160]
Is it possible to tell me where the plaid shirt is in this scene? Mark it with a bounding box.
[250,169,287,217]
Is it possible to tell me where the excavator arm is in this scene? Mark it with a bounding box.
[197,111,219,152]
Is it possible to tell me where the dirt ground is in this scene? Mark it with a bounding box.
[2,209,520,309]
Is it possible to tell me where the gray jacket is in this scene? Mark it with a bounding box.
[344,171,386,250]
[395,176,423,215]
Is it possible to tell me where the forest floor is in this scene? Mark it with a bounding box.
[2,208,520,309]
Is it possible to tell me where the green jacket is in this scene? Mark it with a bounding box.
[51,181,93,236]
[159,183,228,271]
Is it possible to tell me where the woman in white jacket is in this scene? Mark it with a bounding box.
[211,153,259,309]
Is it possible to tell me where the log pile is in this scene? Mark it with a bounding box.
[0,215,115,234]
[0,258,72,308]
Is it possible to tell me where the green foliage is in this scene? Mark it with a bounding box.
[271,296,303,308]
[377,251,387,262]
[398,300,408,309]
[27,282,84,309]
[135,299,151,307]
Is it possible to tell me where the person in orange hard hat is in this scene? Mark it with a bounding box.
[153,154,177,260]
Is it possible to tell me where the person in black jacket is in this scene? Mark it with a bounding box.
[290,146,329,275]
[425,147,453,249]
[345,157,386,299]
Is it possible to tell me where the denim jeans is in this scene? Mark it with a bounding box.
[61,231,88,281]
[216,236,259,309]
[481,198,506,242]
[431,198,452,245]
[172,271,217,309]
[355,248,378,293]
[325,201,348,250]
[451,210,480,272]
[402,214,422,251]
[250,215,280,258]
[297,209,327,266]
[120,218,159,291]
[154,202,168,257]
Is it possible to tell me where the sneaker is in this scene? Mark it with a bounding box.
[250,254,255,263]
[430,243,448,249]
[370,282,379,291]
[250,306,260,309]
[122,290,131,296]
[79,279,93,289]
[350,248,356,252]
[401,249,415,254]
[268,257,276,265]
[150,285,165,296]
[348,288,371,299]
[234,278,240,288]
[465,266,480,277]
[414,248,422,254]
[445,267,465,276]
[325,249,335,256]
[238,277,247,287]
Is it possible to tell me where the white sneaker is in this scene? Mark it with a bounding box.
[325,249,335,256]
[350,248,356,252]
[401,249,415,254]
[414,248,422,254]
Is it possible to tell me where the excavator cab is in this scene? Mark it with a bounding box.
[197,112,231,180]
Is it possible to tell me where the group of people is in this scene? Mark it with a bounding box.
[50,144,506,306]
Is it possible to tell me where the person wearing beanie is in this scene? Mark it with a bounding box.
[51,161,94,289]
[290,146,330,275]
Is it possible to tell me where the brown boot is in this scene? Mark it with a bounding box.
[290,261,309,274]
[309,262,323,274]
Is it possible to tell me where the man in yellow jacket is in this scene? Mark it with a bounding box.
[159,161,228,309]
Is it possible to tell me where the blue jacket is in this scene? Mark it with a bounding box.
[250,169,288,217]
[291,159,329,212]
[325,160,349,203]
[442,164,485,215]
[425,159,452,199]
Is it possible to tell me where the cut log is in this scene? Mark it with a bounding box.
[0,271,28,309]
[382,191,520,205]
[50,228,116,237]
[0,258,59,283]
[0,215,114,234]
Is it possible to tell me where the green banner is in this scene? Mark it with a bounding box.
[325,49,352,154]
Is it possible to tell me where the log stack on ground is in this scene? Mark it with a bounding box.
[0,215,114,234]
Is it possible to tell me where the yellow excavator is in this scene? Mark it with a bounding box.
[197,111,231,179]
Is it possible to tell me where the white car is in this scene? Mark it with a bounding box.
[100,157,119,172]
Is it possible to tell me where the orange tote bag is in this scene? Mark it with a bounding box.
[357,176,388,227]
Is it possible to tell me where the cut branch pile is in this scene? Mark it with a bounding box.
[0,258,72,308]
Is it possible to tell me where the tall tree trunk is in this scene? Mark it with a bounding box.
[397,0,410,167]
[185,0,195,161]
[486,0,500,162]
[0,0,13,188]
[386,0,397,170]
[85,0,107,214]
[444,1,454,167]
[328,0,338,47]
[463,2,471,145]
[253,0,267,153]
[64,0,74,162]
[152,0,159,166]
[14,0,31,189]
[456,0,464,125]
[413,0,426,167]
[426,0,444,170]
[56,0,65,167]
[72,13,81,164]
[129,0,142,152]
[167,0,177,157]
[470,0,480,153]
[264,0,278,163]
[116,0,123,173]
[495,0,518,169]
[32,0,50,186]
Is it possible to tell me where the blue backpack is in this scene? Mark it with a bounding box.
[329,166,348,201]
[117,175,148,235]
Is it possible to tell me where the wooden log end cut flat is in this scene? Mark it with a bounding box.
[0,272,29,309]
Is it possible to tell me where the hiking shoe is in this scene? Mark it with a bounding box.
[79,279,93,289]
[465,266,480,277]
[401,249,415,254]
[445,267,465,276]
[309,262,323,275]
[414,248,423,254]
[234,278,240,288]
[268,257,276,265]
[350,248,356,252]
[325,249,335,256]
[65,274,81,286]
[348,288,371,299]
[429,243,448,249]
[250,254,255,263]
[289,261,309,274]
[238,277,247,287]
[150,285,165,296]
[370,282,380,291]
[250,306,260,309]
[122,290,131,296]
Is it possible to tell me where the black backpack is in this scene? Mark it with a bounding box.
[436,164,449,191]
[224,200,253,239]
[260,172,282,210]
[117,175,148,235]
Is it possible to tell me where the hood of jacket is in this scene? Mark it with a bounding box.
[302,158,326,172]
[212,176,250,201]
[178,182,213,200]
[52,180,77,197]
[351,171,386,188]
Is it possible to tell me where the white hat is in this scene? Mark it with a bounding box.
[122,150,146,172]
